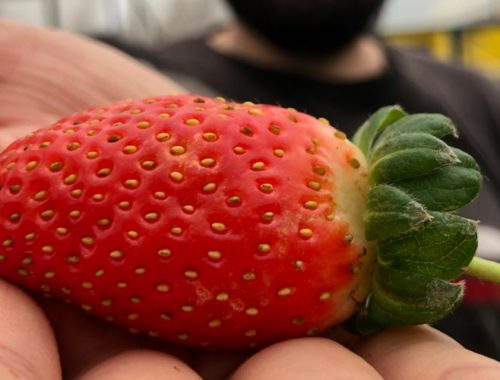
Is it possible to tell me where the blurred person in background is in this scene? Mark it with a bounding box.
[104,0,500,359]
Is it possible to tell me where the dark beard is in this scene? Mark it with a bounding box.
[226,0,385,57]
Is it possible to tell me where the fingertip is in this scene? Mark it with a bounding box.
[354,325,500,380]
[0,280,61,380]
[78,350,202,380]
[230,337,382,380]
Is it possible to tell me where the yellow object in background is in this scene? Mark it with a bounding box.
[385,25,500,80]
[463,26,500,78]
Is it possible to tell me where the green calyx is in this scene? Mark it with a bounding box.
[348,105,488,335]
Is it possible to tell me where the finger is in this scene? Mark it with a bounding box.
[0,123,38,152]
[77,350,201,380]
[39,297,194,379]
[354,325,500,380]
[0,280,60,379]
[230,337,382,380]
[0,19,184,129]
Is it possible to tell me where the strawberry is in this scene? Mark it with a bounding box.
[0,95,495,349]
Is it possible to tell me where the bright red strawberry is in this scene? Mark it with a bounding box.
[0,95,494,349]
[0,95,371,348]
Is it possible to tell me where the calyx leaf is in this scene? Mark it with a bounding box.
[396,148,482,211]
[372,113,457,149]
[351,106,482,333]
[364,185,431,241]
[366,266,464,326]
[369,146,459,185]
[352,105,407,158]
[377,212,478,280]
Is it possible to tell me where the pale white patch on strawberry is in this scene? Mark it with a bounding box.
[318,124,375,321]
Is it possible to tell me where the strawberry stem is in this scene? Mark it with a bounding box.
[465,256,500,283]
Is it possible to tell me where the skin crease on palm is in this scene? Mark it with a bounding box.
[0,19,499,380]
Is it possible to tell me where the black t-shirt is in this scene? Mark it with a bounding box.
[103,36,500,358]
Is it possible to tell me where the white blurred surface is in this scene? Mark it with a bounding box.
[477,225,500,260]
[1,0,500,43]
[377,0,500,33]
[0,0,231,45]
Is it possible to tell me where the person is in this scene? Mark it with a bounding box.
[101,0,500,359]
[0,17,499,380]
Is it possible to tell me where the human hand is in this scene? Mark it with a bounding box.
[0,19,183,150]
[1,278,499,380]
[0,19,498,380]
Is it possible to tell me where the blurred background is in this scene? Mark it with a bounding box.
[2,0,500,80]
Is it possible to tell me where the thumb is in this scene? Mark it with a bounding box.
[0,280,60,379]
